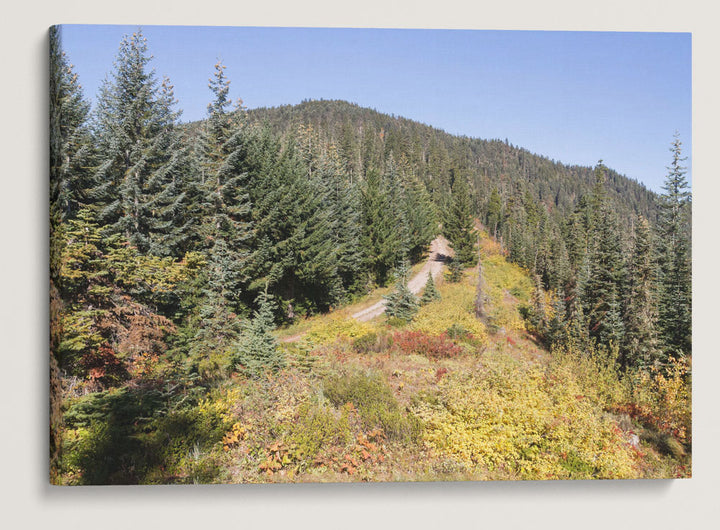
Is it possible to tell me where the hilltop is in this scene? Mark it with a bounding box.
[247,99,659,224]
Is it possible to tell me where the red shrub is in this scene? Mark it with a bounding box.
[392,331,463,359]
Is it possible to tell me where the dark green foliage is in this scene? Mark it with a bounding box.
[446,258,464,283]
[623,216,660,367]
[61,386,231,485]
[231,290,284,377]
[656,134,692,357]
[583,164,627,348]
[420,272,441,305]
[360,166,407,285]
[92,30,193,257]
[384,261,419,322]
[545,290,568,349]
[444,174,476,265]
[186,61,253,365]
[50,26,95,223]
[486,186,502,240]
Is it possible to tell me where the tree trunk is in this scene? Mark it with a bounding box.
[475,253,486,319]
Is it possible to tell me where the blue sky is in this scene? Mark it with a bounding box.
[58,25,691,192]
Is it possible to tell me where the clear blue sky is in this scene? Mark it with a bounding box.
[58,25,691,193]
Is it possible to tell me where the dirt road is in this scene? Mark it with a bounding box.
[351,235,452,322]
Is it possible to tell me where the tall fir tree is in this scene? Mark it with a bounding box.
[92,29,191,256]
[189,61,254,361]
[444,173,476,265]
[50,26,95,223]
[583,163,627,348]
[656,133,692,357]
[623,215,660,368]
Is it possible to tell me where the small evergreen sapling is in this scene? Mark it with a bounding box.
[420,272,441,305]
[232,290,284,377]
[384,261,419,322]
[446,258,464,283]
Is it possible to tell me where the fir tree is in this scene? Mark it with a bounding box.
[623,215,660,368]
[232,289,284,377]
[444,174,476,265]
[583,163,627,348]
[446,258,464,283]
[486,186,502,240]
[50,26,94,222]
[656,133,692,357]
[546,290,568,349]
[92,29,191,256]
[361,167,406,285]
[187,61,255,365]
[420,272,441,304]
[384,261,419,322]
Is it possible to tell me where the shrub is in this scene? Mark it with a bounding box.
[392,330,464,359]
[287,401,353,461]
[323,371,421,442]
[305,314,375,345]
[352,331,392,355]
[411,350,640,480]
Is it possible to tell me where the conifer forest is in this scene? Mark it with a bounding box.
[49,27,691,484]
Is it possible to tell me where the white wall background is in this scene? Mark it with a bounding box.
[2,2,717,528]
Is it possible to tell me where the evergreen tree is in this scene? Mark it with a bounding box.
[444,174,476,265]
[446,258,464,283]
[624,215,660,367]
[231,289,284,377]
[399,158,437,263]
[361,166,406,285]
[583,163,627,347]
[315,144,366,295]
[92,29,191,256]
[486,186,502,240]
[50,26,95,222]
[188,61,254,361]
[546,290,568,349]
[656,134,692,357]
[420,272,441,304]
[384,261,419,322]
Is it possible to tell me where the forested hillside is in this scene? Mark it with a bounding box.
[50,28,691,484]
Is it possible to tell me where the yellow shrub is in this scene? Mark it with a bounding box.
[412,350,639,480]
[304,314,377,346]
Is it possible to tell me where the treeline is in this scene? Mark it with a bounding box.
[50,28,438,392]
[248,98,691,369]
[520,155,691,371]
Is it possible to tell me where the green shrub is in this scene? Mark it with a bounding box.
[323,371,421,442]
[352,332,392,354]
[287,401,353,460]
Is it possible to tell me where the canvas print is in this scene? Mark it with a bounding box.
[49,25,691,485]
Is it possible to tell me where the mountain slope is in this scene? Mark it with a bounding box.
[248,99,659,224]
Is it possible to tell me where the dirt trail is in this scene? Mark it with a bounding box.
[351,236,452,322]
[279,236,452,343]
